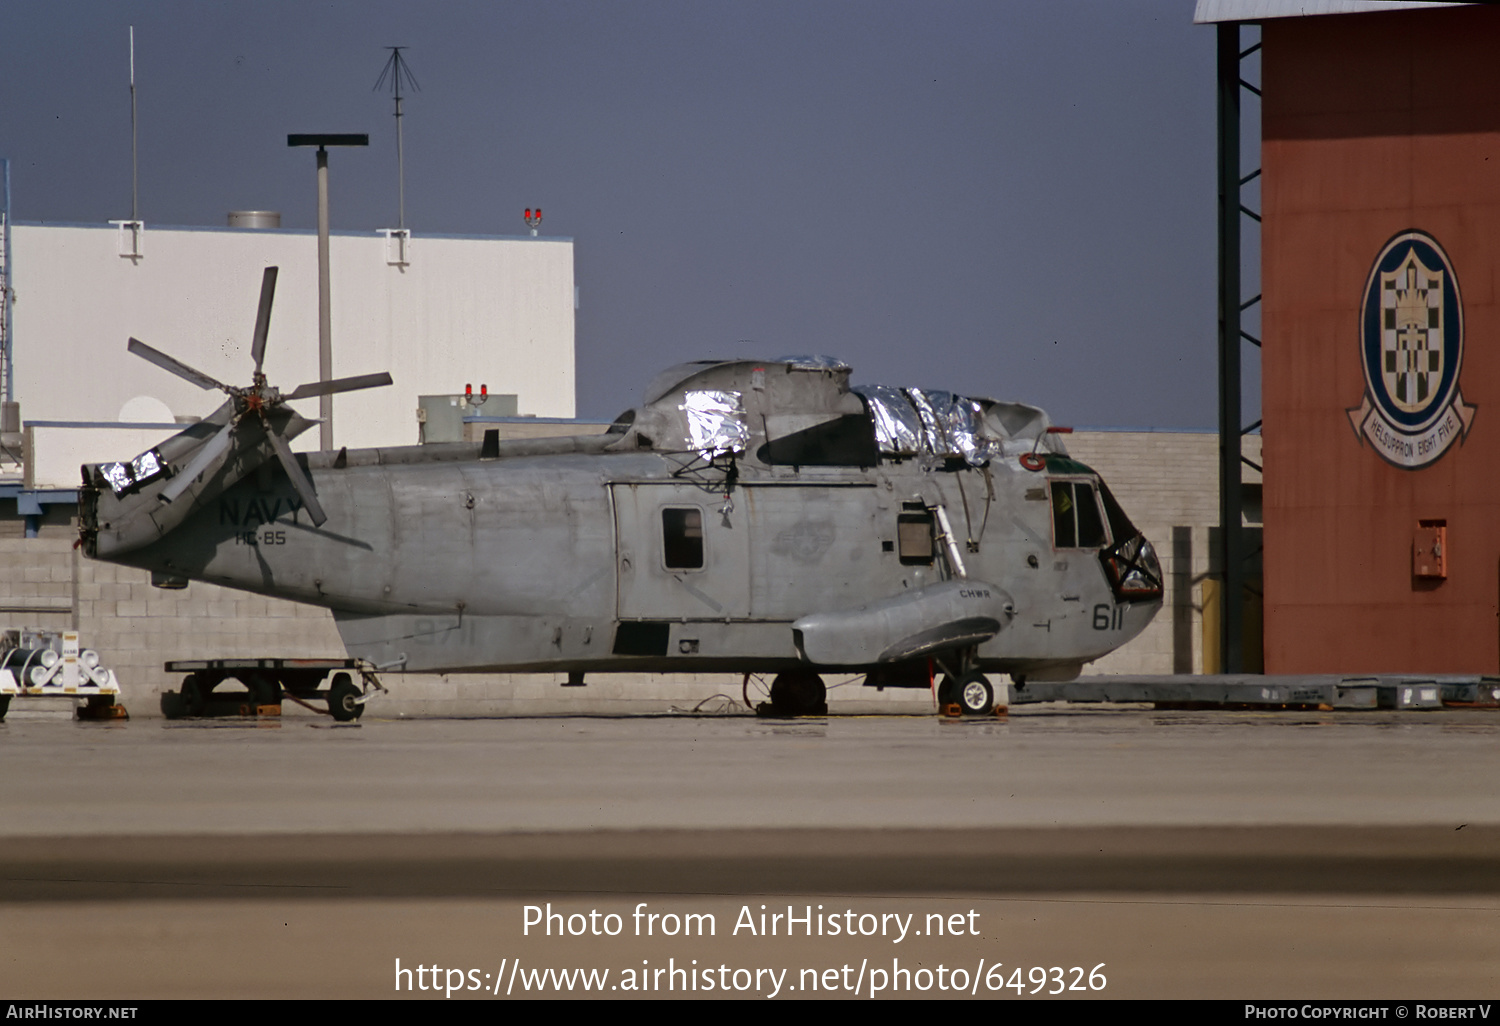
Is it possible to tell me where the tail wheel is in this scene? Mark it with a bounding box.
[328,673,364,722]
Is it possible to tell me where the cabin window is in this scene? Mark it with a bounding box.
[1051,480,1108,550]
[662,507,704,569]
[897,511,935,565]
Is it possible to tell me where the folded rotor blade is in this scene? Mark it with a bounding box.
[283,371,394,401]
[158,420,235,505]
[128,338,230,392]
[266,428,329,528]
[249,267,279,375]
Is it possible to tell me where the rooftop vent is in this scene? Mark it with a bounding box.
[228,211,281,229]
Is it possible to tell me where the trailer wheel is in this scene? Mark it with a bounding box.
[180,674,206,717]
[0,694,9,721]
[245,671,281,706]
[160,690,186,719]
[328,673,363,722]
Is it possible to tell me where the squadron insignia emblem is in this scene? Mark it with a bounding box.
[1347,229,1476,468]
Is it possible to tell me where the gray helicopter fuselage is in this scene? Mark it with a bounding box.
[82,358,1161,682]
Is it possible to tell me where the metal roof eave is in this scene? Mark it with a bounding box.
[1194,0,1469,24]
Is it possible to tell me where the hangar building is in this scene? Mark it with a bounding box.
[1200,1,1500,673]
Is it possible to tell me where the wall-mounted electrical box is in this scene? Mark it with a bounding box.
[1413,520,1447,580]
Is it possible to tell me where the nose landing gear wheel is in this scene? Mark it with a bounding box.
[939,671,996,717]
[328,673,364,722]
[958,672,994,716]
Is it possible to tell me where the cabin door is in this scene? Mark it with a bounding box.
[611,483,752,621]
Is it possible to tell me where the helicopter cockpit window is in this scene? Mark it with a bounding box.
[662,507,705,569]
[1051,480,1108,550]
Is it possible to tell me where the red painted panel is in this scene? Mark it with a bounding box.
[1262,8,1500,672]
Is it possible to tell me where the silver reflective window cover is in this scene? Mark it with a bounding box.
[856,384,924,455]
[853,386,1005,465]
[132,449,163,482]
[100,462,133,495]
[775,354,851,371]
[101,448,166,496]
[680,389,750,455]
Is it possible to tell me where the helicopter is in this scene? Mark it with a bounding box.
[79,267,1164,718]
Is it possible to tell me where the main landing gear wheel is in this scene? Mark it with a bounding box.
[938,671,995,717]
[328,673,364,722]
[764,670,827,717]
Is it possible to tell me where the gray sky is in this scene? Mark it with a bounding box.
[0,1,1248,427]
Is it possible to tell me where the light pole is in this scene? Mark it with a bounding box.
[288,133,368,451]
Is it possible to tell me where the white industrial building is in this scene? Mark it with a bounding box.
[8,221,575,491]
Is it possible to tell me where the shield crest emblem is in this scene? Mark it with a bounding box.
[1349,229,1476,469]
[1381,250,1444,415]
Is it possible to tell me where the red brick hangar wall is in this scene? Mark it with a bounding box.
[1261,6,1500,672]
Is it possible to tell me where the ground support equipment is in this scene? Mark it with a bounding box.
[160,657,386,721]
[0,629,125,721]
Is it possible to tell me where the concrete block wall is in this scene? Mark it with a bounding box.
[1066,430,1262,675]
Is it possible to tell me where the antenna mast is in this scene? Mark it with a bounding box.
[130,26,138,222]
[374,47,420,230]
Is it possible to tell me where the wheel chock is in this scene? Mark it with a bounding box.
[76,697,129,721]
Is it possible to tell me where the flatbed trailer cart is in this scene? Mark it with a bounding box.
[160,658,386,721]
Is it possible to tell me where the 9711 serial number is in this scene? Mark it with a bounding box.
[234,530,287,546]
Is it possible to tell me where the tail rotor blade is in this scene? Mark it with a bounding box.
[158,420,235,505]
[267,429,329,527]
[250,267,278,376]
[284,371,394,401]
[128,338,231,392]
